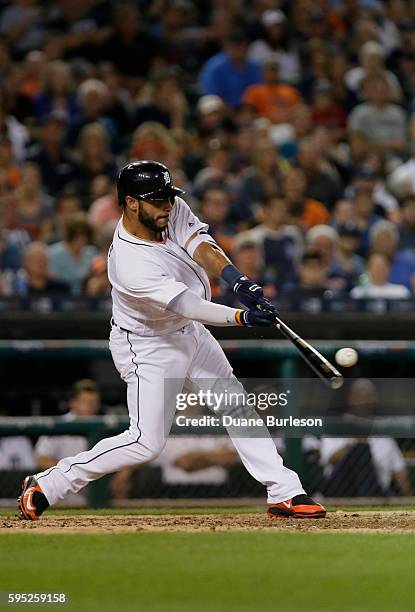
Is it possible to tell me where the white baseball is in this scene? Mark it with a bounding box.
[335,347,358,368]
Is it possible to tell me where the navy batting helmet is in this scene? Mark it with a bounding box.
[117,160,184,206]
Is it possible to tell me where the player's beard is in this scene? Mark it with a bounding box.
[138,202,168,233]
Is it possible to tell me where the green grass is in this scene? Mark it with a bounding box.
[1,532,415,612]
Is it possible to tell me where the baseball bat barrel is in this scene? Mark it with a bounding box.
[274,317,344,390]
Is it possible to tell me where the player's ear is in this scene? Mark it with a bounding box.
[125,196,139,212]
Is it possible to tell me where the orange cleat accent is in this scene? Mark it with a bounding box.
[267,494,326,519]
[18,476,49,521]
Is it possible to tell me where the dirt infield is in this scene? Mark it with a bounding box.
[2,511,415,533]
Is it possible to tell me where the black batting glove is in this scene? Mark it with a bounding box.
[236,309,276,327]
[221,265,278,315]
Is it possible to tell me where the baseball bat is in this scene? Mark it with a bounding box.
[274,316,344,389]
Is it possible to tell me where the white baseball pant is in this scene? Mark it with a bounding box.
[35,321,305,505]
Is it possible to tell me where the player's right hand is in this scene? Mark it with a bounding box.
[236,308,276,327]
[232,277,278,317]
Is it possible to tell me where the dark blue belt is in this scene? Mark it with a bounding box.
[110,317,133,334]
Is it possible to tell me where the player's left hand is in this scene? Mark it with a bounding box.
[233,277,278,316]
[238,307,276,327]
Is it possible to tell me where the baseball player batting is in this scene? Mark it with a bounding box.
[18,160,326,520]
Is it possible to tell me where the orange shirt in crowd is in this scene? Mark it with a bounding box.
[300,199,330,229]
[243,84,300,123]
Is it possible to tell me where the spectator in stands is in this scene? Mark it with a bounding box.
[0,101,29,163]
[235,140,287,224]
[229,125,257,175]
[20,49,45,99]
[66,78,116,150]
[0,136,20,190]
[306,224,351,291]
[388,18,415,81]
[88,183,120,230]
[294,250,331,294]
[192,142,233,199]
[35,379,101,472]
[134,67,187,130]
[199,29,262,107]
[398,196,415,252]
[195,94,229,145]
[129,121,175,167]
[389,22,415,106]
[335,223,365,289]
[350,252,411,299]
[13,241,70,296]
[283,166,329,229]
[248,9,300,85]
[72,122,117,203]
[345,40,402,101]
[13,162,53,241]
[243,58,300,124]
[346,163,398,220]
[47,213,97,295]
[154,436,238,488]
[1,63,35,125]
[46,0,111,62]
[320,378,412,496]
[348,73,407,157]
[44,191,81,244]
[0,0,45,57]
[369,220,415,291]
[26,111,75,197]
[343,131,371,180]
[40,30,64,63]
[0,223,30,272]
[300,38,331,99]
[275,103,313,160]
[90,174,112,203]
[353,188,384,257]
[290,103,313,140]
[310,79,347,140]
[33,60,78,123]
[98,62,132,140]
[237,194,303,290]
[331,199,356,229]
[97,2,159,88]
[0,37,10,81]
[296,136,344,210]
[196,8,231,67]
[84,222,114,297]
[199,188,235,254]
[388,141,415,198]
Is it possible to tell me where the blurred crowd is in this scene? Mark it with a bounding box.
[2,0,415,304]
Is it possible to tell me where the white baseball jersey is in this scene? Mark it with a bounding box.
[108,197,211,336]
[35,194,305,507]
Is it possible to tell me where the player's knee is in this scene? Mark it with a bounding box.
[125,428,166,462]
[138,437,166,462]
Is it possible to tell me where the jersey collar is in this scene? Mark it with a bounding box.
[119,217,168,245]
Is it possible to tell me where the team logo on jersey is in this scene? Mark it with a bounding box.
[162,171,170,185]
